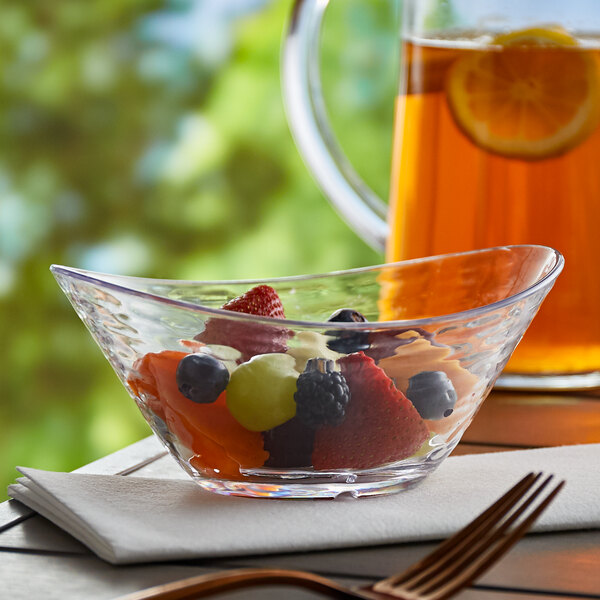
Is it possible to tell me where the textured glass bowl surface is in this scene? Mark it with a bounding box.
[51,245,562,498]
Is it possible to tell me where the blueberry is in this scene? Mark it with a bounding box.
[176,353,229,404]
[406,371,457,420]
[328,309,367,324]
[325,308,370,354]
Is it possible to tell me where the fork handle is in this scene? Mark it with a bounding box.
[118,567,367,600]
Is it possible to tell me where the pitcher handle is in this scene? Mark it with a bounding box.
[282,0,389,253]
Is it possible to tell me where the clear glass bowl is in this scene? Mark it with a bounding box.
[51,245,563,499]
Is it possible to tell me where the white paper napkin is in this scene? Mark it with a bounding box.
[8,444,600,565]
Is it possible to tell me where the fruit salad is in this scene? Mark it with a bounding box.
[127,284,479,480]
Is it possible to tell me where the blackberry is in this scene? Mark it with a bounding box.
[176,353,229,404]
[294,358,350,428]
[325,308,370,354]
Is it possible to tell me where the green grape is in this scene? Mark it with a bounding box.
[226,354,299,431]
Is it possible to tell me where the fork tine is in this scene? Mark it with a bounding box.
[413,474,558,596]
[427,477,565,600]
[408,473,556,594]
[372,471,540,595]
[373,474,564,600]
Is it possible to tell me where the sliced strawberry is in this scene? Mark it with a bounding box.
[312,352,429,470]
[196,285,291,361]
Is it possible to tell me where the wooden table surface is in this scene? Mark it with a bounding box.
[1,390,600,600]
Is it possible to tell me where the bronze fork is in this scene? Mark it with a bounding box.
[119,472,564,600]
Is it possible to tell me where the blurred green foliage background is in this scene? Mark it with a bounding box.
[0,0,398,499]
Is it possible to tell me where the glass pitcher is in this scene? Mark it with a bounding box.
[282,0,600,391]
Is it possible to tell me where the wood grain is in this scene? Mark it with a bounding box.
[0,552,589,600]
[212,530,600,598]
[463,392,600,447]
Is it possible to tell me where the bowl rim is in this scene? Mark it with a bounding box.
[50,244,564,330]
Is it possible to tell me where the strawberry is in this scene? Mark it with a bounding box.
[312,352,429,470]
[196,285,291,361]
[220,285,286,318]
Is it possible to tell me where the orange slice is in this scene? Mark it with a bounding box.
[128,351,268,479]
[446,27,600,160]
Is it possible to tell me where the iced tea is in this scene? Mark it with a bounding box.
[387,31,600,375]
